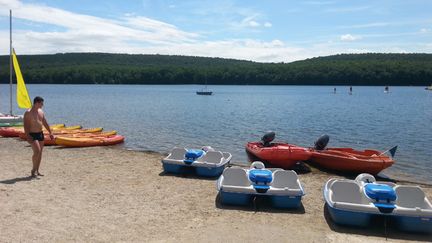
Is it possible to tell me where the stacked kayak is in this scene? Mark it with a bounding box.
[1,124,125,147]
[55,134,125,147]
[217,161,305,208]
[40,130,117,146]
[0,122,23,127]
[0,124,66,137]
[324,173,432,233]
[245,132,311,169]
[308,135,396,175]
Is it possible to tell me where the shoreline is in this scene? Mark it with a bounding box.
[1,138,431,242]
[124,146,432,187]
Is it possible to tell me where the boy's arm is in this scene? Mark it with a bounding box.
[41,111,53,138]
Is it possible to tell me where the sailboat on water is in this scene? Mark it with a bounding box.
[0,10,32,125]
[196,74,213,95]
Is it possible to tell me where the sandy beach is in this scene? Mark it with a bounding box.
[0,138,431,242]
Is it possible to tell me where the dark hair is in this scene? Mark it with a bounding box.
[33,96,44,104]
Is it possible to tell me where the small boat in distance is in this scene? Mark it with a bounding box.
[426,85,432,90]
[196,75,212,95]
[384,86,389,93]
[196,90,213,95]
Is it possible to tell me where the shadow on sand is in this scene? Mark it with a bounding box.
[214,192,305,214]
[158,170,218,181]
[323,204,432,241]
[0,175,38,184]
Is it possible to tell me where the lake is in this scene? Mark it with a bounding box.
[1,84,431,183]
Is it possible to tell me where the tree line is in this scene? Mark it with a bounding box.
[0,53,431,85]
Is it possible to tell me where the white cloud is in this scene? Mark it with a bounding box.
[324,6,371,13]
[340,34,361,41]
[420,28,430,33]
[303,1,335,5]
[0,0,429,63]
[231,15,273,29]
[248,20,260,27]
[0,0,197,46]
[337,22,389,29]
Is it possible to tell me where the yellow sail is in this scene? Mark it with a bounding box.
[12,49,32,109]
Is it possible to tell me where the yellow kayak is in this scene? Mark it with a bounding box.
[53,125,81,130]
[44,131,117,146]
[1,123,67,137]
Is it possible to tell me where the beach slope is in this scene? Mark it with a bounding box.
[0,139,430,242]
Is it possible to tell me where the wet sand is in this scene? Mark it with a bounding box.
[0,138,431,242]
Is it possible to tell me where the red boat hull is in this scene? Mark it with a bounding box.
[0,128,21,137]
[309,148,394,175]
[245,142,312,169]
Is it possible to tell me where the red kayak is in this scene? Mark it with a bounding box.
[309,148,395,175]
[0,127,21,137]
[246,142,312,169]
[307,135,396,174]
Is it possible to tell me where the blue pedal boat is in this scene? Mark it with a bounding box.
[217,162,305,208]
[323,173,432,233]
[162,147,232,177]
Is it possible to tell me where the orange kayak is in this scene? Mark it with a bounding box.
[43,131,117,146]
[308,148,395,174]
[17,127,104,140]
[55,135,125,147]
[0,127,20,137]
[0,124,66,137]
[245,142,312,169]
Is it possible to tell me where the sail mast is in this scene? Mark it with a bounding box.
[9,9,13,115]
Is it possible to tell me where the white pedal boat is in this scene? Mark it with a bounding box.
[217,162,305,208]
[162,147,232,177]
[324,173,432,233]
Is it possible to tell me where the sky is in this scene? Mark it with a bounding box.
[0,0,431,62]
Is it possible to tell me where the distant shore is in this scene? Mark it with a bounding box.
[0,138,431,242]
[1,53,432,86]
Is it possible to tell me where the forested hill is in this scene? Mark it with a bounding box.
[0,53,431,85]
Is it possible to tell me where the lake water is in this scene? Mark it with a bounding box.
[1,84,431,183]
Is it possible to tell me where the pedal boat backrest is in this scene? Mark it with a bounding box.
[222,168,250,187]
[271,170,300,190]
[196,151,224,164]
[167,147,187,160]
[395,186,432,209]
[330,181,364,204]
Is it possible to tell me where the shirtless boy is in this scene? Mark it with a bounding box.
[24,96,54,177]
